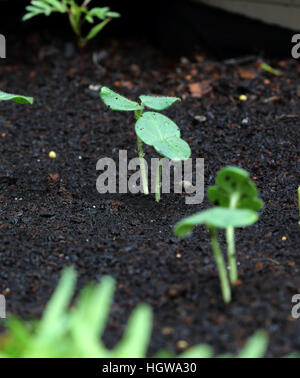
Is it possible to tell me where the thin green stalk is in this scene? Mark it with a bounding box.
[226,193,239,284]
[226,227,237,283]
[209,227,231,304]
[155,158,162,202]
[137,136,149,195]
[134,110,148,195]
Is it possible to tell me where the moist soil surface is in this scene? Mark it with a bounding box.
[0,30,299,357]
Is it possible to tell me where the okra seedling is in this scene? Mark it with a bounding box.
[174,166,262,304]
[175,207,259,304]
[207,167,263,283]
[0,90,34,104]
[100,87,191,201]
[23,0,120,48]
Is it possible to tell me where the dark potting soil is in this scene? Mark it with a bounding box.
[0,30,299,357]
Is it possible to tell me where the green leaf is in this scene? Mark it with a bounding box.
[179,345,213,358]
[85,18,111,42]
[0,90,34,104]
[106,11,121,18]
[175,208,259,237]
[139,95,181,111]
[100,87,143,111]
[208,166,263,211]
[88,7,110,20]
[114,304,153,358]
[238,331,269,358]
[135,112,191,161]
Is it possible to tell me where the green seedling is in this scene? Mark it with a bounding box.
[175,207,259,304]
[23,0,120,48]
[100,87,191,202]
[0,268,272,358]
[0,90,34,104]
[207,166,263,284]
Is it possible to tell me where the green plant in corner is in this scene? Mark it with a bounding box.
[100,87,191,202]
[23,0,120,48]
[0,268,273,358]
[0,90,34,104]
[174,166,262,304]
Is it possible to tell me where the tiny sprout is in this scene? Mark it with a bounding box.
[100,87,191,202]
[0,90,34,104]
[175,166,262,304]
[207,166,263,284]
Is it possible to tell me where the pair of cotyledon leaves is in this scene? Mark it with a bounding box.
[0,90,34,104]
[100,87,191,161]
[175,166,263,237]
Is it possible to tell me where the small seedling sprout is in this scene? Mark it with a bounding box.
[0,90,34,104]
[174,166,262,304]
[23,0,120,48]
[100,87,191,202]
[175,207,258,304]
[207,167,263,283]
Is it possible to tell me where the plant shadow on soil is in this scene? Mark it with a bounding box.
[0,29,299,357]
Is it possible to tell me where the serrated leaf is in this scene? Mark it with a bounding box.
[140,95,181,111]
[175,208,259,237]
[0,90,34,104]
[135,112,190,160]
[100,87,143,111]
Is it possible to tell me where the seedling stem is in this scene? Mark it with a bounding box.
[135,109,149,195]
[155,158,162,203]
[209,227,231,304]
[226,193,240,284]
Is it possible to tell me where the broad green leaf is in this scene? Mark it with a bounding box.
[100,87,143,111]
[135,112,191,160]
[114,304,153,358]
[140,95,181,111]
[135,112,180,144]
[208,166,263,211]
[0,90,34,104]
[238,331,268,358]
[154,136,191,161]
[175,208,259,237]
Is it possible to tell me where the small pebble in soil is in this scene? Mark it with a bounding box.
[49,151,57,159]
[176,340,189,350]
[194,115,207,123]
[239,94,248,101]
